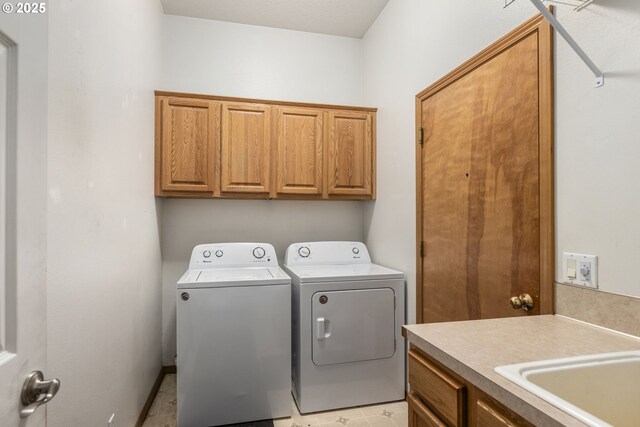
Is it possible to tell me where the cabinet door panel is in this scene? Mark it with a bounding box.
[327,111,373,197]
[409,350,466,427]
[221,103,271,194]
[161,98,219,192]
[275,107,323,195]
[475,398,534,427]
[408,393,447,427]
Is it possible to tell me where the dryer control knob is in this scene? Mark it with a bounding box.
[298,246,310,258]
[203,250,211,258]
[253,247,266,259]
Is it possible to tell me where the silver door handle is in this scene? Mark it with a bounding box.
[20,370,61,418]
[316,317,331,340]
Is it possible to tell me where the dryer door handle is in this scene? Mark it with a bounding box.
[316,317,331,340]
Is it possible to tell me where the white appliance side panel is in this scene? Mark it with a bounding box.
[177,284,291,426]
[312,288,395,366]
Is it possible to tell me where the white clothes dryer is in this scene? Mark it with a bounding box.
[177,243,291,427]
[283,241,405,414]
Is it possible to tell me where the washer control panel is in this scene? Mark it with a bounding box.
[284,241,371,266]
[189,243,278,269]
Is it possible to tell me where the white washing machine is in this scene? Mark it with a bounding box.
[283,241,405,414]
[177,243,291,427]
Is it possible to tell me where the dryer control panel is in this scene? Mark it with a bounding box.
[284,241,371,266]
[189,243,278,269]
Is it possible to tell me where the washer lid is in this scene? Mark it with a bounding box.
[284,263,404,283]
[178,266,291,289]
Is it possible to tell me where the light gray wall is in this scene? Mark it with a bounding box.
[160,15,366,365]
[46,0,163,425]
[362,0,640,324]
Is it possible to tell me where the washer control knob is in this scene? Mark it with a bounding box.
[253,247,266,259]
[215,250,223,258]
[298,246,311,258]
[203,250,211,258]
[352,247,360,254]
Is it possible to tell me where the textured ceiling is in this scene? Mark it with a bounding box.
[160,0,390,38]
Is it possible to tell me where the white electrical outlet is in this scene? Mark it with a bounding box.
[107,413,115,427]
[562,252,598,289]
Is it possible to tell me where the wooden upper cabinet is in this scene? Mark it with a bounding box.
[157,97,219,194]
[221,103,271,195]
[274,107,324,196]
[154,91,376,200]
[327,110,375,197]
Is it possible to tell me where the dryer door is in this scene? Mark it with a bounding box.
[312,288,395,366]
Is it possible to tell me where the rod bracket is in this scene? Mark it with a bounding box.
[594,75,604,88]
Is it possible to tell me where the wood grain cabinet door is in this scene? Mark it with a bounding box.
[475,398,534,427]
[327,110,374,197]
[274,107,323,196]
[160,97,219,193]
[220,103,271,195]
[407,393,447,427]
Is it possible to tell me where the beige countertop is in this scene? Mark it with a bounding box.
[403,315,640,427]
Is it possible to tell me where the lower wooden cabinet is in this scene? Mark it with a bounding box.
[474,396,534,427]
[407,346,534,427]
[408,350,466,426]
[408,392,447,427]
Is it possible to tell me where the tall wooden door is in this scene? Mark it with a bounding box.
[274,107,323,196]
[221,103,271,195]
[0,7,54,426]
[159,98,219,194]
[416,13,554,323]
[327,110,374,197]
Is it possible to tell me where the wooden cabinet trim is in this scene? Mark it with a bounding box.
[408,350,466,427]
[155,90,377,113]
[408,392,448,427]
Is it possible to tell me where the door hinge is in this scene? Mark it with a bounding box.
[418,127,424,145]
[420,241,425,258]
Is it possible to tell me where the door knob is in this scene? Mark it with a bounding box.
[509,293,534,311]
[20,370,61,418]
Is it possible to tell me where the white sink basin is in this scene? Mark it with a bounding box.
[495,351,640,427]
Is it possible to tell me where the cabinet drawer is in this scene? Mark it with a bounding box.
[475,397,534,427]
[408,350,466,427]
[408,392,447,427]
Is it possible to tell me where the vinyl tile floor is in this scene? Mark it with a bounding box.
[142,374,408,427]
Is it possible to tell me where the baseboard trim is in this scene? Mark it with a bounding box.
[135,366,176,427]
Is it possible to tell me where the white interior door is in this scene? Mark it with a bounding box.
[0,7,51,426]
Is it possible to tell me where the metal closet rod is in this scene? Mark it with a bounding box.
[506,0,605,87]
